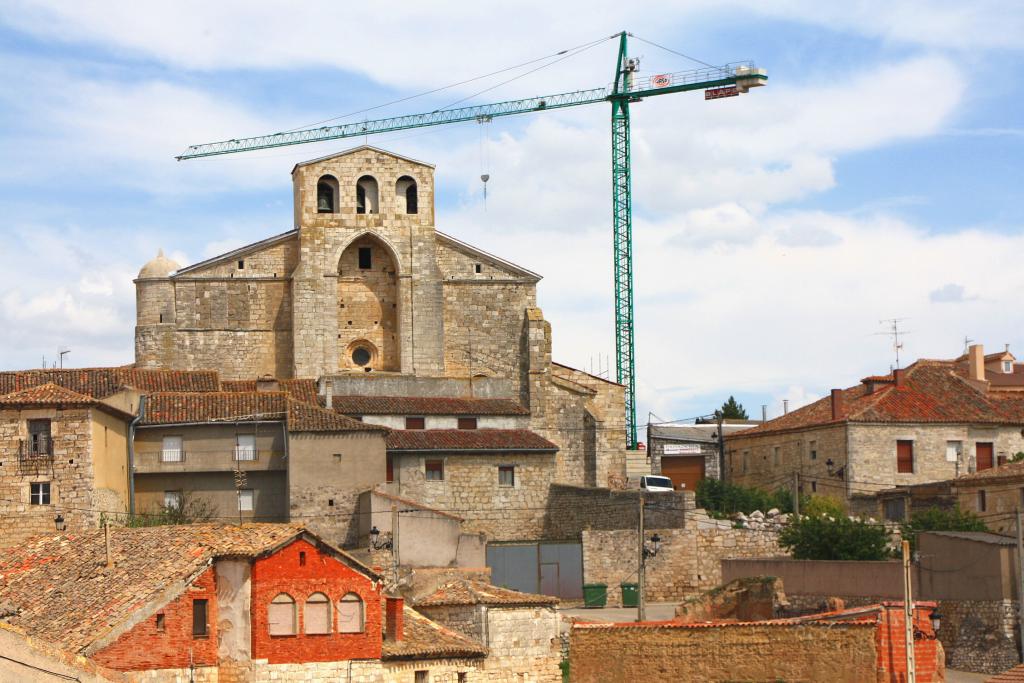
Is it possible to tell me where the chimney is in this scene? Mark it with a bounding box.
[783,399,789,415]
[319,377,334,409]
[385,596,404,642]
[830,389,845,420]
[894,369,906,387]
[256,374,280,393]
[968,344,985,382]
[761,404,767,422]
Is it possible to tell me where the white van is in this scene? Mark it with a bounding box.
[639,475,675,492]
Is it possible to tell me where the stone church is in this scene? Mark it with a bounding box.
[135,146,626,487]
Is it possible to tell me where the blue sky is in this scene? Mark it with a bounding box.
[1,1,1023,424]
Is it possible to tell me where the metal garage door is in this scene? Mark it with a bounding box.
[661,455,705,491]
[487,542,583,599]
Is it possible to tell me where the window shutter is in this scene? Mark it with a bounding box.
[896,441,914,474]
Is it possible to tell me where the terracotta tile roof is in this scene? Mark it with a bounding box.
[417,579,559,607]
[0,382,99,407]
[727,360,1024,440]
[332,395,529,416]
[989,665,1024,682]
[221,378,321,404]
[953,461,1024,486]
[386,429,558,452]
[0,368,220,399]
[382,606,486,660]
[369,490,463,521]
[0,523,324,654]
[141,392,384,433]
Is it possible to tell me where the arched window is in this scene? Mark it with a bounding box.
[317,175,339,213]
[396,176,418,214]
[304,593,332,634]
[268,593,297,636]
[356,176,379,215]
[338,593,364,633]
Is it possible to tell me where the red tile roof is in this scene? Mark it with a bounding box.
[0,383,135,420]
[988,665,1024,682]
[417,579,559,607]
[332,395,529,416]
[386,429,558,452]
[728,360,1024,440]
[221,378,321,404]
[0,368,220,399]
[382,606,486,660]
[369,490,463,521]
[953,461,1024,486]
[141,392,384,433]
[0,524,352,654]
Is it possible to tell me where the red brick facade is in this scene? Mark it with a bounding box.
[92,566,218,671]
[876,602,944,683]
[250,538,382,664]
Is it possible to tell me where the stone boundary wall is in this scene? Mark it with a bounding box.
[542,484,693,540]
[583,527,783,606]
[938,598,1020,675]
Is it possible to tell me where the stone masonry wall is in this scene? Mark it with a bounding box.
[938,598,1020,674]
[484,606,560,680]
[396,451,556,541]
[0,407,99,548]
[583,527,784,606]
[727,423,848,502]
[542,485,692,540]
[569,621,877,683]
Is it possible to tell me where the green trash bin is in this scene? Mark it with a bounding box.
[582,583,607,608]
[620,582,639,608]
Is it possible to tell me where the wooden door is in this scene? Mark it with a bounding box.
[661,456,705,491]
[976,442,994,471]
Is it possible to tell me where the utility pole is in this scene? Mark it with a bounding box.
[1016,508,1024,663]
[717,412,726,483]
[391,502,400,583]
[792,472,801,517]
[902,539,916,683]
[637,493,646,622]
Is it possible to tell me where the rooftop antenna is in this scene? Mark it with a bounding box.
[876,318,910,369]
[963,336,974,355]
[58,347,70,369]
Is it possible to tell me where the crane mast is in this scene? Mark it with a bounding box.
[178,31,767,449]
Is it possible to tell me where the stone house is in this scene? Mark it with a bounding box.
[952,462,1024,536]
[725,345,1024,513]
[569,602,944,683]
[133,145,627,490]
[0,383,135,547]
[134,389,388,547]
[645,421,759,491]
[415,578,561,682]
[0,523,543,682]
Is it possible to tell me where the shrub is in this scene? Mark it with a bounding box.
[801,495,846,519]
[105,491,217,528]
[779,515,891,561]
[899,505,987,551]
[696,479,793,517]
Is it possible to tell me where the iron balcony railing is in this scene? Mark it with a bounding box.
[20,436,53,460]
[233,447,258,462]
[160,448,185,463]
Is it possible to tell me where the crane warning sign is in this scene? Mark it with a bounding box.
[705,86,739,100]
[651,74,672,88]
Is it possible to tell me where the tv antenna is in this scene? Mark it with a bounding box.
[58,347,71,369]
[875,318,909,369]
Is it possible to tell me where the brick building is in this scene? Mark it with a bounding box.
[133,145,627,490]
[0,523,554,681]
[569,602,944,683]
[725,344,1024,512]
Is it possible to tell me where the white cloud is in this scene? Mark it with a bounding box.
[929,283,973,303]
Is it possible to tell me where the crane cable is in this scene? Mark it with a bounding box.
[280,34,618,134]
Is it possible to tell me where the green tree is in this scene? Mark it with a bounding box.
[779,515,890,560]
[899,505,987,551]
[696,479,793,517]
[717,396,748,420]
[107,491,217,528]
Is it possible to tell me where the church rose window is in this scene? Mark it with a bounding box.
[352,347,371,366]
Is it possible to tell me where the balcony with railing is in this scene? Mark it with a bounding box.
[233,446,258,462]
[19,436,53,461]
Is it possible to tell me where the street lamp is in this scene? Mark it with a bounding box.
[930,610,942,633]
[643,533,662,559]
[369,526,393,551]
[54,513,66,532]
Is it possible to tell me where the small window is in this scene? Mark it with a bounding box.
[156,613,166,632]
[352,347,372,366]
[30,482,50,505]
[809,440,817,460]
[897,440,914,474]
[405,416,426,430]
[474,263,482,274]
[164,490,182,510]
[458,673,467,683]
[192,599,208,638]
[742,451,749,474]
[883,498,906,522]
[237,259,245,270]
[946,441,962,463]
[28,419,52,456]
[978,489,987,512]
[268,594,297,636]
[234,434,257,461]
[810,481,817,493]
[415,672,429,683]
[358,246,372,270]
[425,459,444,481]
[338,593,364,633]
[386,453,394,483]
[1004,360,1014,374]
[457,417,478,430]
[499,465,515,488]
[772,446,780,466]
[305,593,332,635]
[238,489,254,512]
[397,176,418,214]
[299,551,306,566]
[161,436,183,463]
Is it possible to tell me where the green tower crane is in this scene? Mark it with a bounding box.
[177,31,767,449]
